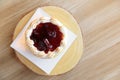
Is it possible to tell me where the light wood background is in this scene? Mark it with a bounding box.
[0,0,120,80]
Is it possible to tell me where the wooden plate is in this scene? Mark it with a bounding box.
[13,6,83,75]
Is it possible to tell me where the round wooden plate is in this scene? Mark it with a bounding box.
[13,6,83,75]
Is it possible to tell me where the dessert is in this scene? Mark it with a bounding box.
[25,17,66,58]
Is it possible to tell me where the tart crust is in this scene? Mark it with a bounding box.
[25,17,66,58]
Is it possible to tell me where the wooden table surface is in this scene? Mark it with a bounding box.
[0,0,120,80]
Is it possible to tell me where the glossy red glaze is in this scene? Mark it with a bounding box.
[30,22,63,53]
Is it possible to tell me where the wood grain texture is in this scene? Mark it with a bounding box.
[13,6,83,75]
[0,0,120,80]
